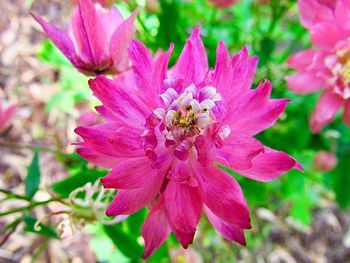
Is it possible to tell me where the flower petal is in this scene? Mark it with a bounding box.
[109,8,138,73]
[195,164,251,229]
[310,90,344,133]
[101,157,162,189]
[89,75,150,128]
[218,136,264,170]
[311,21,343,50]
[286,71,324,94]
[226,81,290,136]
[234,147,303,182]
[31,13,77,65]
[204,206,246,245]
[164,180,202,248]
[142,196,171,259]
[212,44,258,103]
[171,27,208,88]
[73,0,107,65]
[298,0,334,29]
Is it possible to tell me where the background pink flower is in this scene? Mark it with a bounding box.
[75,29,301,258]
[286,0,350,133]
[32,0,137,76]
[313,150,338,172]
[207,0,239,8]
[0,101,16,133]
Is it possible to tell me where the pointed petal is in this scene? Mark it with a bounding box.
[298,0,333,29]
[109,8,138,72]
[171,27,208,87]
[218,136,264,170]
[204,206,246,245]
[226,81,290,136]
[213,44,258,103]
[128,40,173,108]
[286,49,318,71]
[101,157,161,189]
[310,90,343,133]
[195,164,251,229]
[75,124,143,158]
[311,21,343,50]
[31,13,77,65]
[286,71,324,94]
[73,0,107,65]
[142,196,171,259]
[164,181,202,248]
[89,75,150,128]
[106,185,161,216]
[234,147,303,182]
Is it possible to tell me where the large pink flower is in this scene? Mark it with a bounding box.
[0,101,16,133]
[286,0,350,133]
[32,0,137,76]
[208,0,239,8]
[75,29,301,258]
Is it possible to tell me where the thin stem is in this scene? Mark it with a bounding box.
[0,140,58,154]
[0,200,52,217]
[0,188,31,201]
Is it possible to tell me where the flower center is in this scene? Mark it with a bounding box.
[142,84,223,161]
[328,49,350,99]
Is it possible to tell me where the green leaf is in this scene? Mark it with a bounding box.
[103,223,143,259]
[23,214,58,239]
[51,169,106,198]
[25,150,41,199]
[330,146,350,209]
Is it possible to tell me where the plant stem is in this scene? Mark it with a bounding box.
[0,200,52,217]
[0,188,31,201]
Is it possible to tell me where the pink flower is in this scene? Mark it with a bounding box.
[286,0,350,133]
[71,0,115,8]
[313,151,337,172]
[0,101,16,133]
[208,0,239,8]
[75,28,301,258]
[32,0,137,76]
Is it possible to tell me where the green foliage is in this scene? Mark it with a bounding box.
[25,150,41,199]
[23,214,58,239]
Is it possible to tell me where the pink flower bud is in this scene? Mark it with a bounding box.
[313,151,338,172]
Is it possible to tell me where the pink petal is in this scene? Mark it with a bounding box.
[204,206,246,245]
[171,27,208,87]
[217,136,264,170]
[342,99,350,127]
[286,49,318,70]
[109,8,138,73]
[89,75,150,128]
[106,184,162,216]
[195,164,251,229]
[72,0,107,66]
[75,124,143,158]
[164,180,202,248]
[234,147,303,182]
[286,71,324,94]
[76,145,122,168]
[298,0,334,29]
[212,44,258,103]
[142,196,171,259]
[0,103,16,130]
[335,0,350,35]
[128,41,173,108]
[226,81,290,136]
[31,13,77,65]
[101,157,164,189]
[310,90,344,133]
[311,21,343,50]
